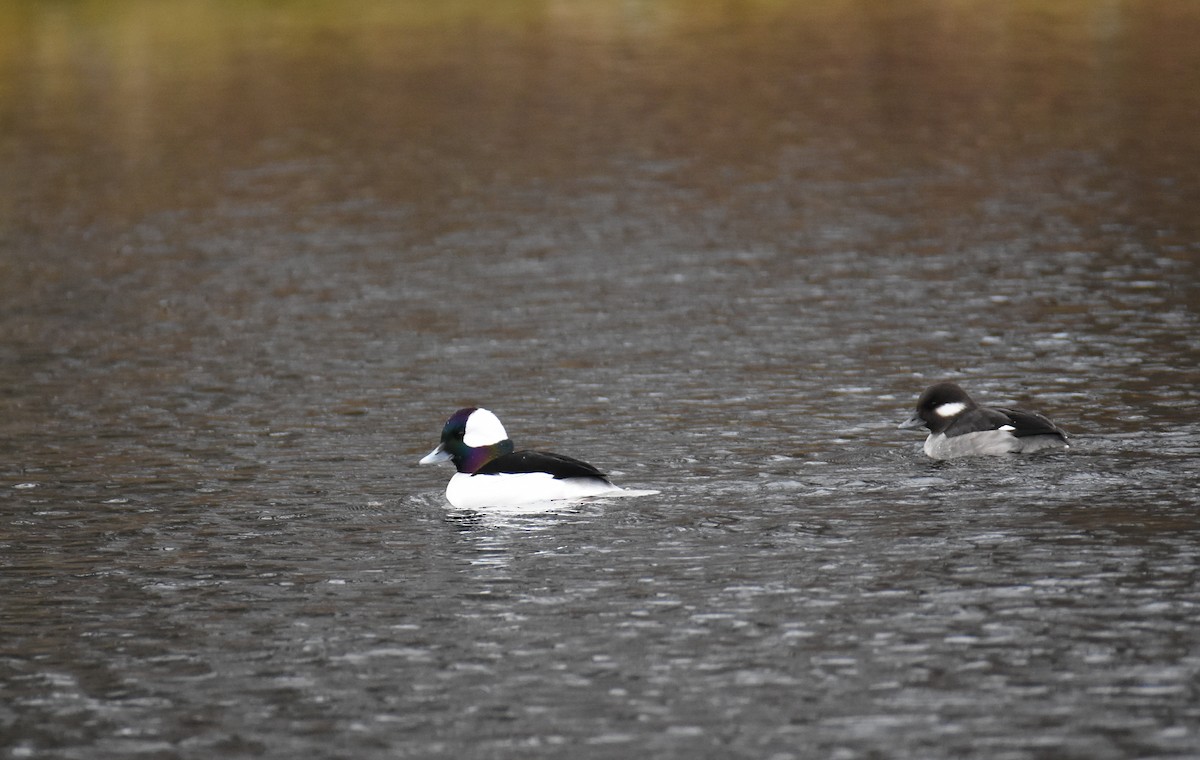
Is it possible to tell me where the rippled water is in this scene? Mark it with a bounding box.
[2,1,1199,758]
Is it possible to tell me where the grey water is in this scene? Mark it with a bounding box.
[2,2,1199,758]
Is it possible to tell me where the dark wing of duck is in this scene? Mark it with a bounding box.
[994,407,1069,441]
[942,407,1015,438]
[474,450,612,481]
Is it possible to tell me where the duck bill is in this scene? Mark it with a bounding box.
[419,444,452,465]
[897,415,925,430]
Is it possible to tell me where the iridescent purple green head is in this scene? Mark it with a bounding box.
[418,407,515,474]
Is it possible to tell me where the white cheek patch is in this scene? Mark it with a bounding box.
[999,424,1016,432]
[464,408,509,447]
[934,402,967,418]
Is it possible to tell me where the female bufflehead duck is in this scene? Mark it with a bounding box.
[898,382,1069,460]
[419,407,627,509]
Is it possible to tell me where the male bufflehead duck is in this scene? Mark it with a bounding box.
[418,407,627,509]
[898,382,1069,460]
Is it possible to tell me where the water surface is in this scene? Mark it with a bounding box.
[2,1,1199,758]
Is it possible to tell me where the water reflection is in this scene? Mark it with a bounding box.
[443,506,566,569]
[3,1,1199,235]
